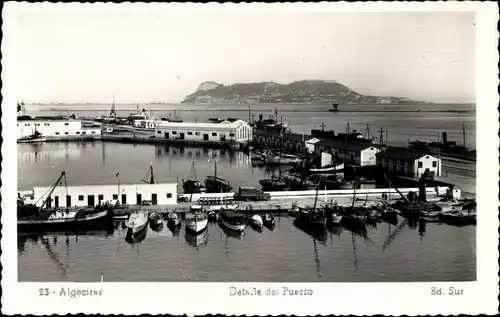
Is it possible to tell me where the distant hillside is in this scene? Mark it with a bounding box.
[181,80,429,105]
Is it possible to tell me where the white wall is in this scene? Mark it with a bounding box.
[378,154,441,178]
[360,146,380,166]
[33,183,178,208]
[414,154,442,177]
[17,120,101,138]
[18,120,82,138]
[155,121,252,142]
[134,120,162,129]
[321,152,333,167]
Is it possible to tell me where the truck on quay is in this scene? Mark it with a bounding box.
[233,186,271,201]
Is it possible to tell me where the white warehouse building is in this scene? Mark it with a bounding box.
[17,119,101,139]
[154,119,253,143]
[376,147,442,178]
[32,183,178,208]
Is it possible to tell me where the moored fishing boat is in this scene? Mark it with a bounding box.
[309,162,344,173]
[419,210,441,222]
[219,210,246,232]
[185,205,208,234]
[259,176,289,191]
[207,210,218,221]
[249,214,263,228]
[183,162,206,194]
[17,129,47,143]
[167,211,181,227]
[17,207,114,232]
[439,209,476,226]
[149,212,163,226]
[264,151,302,165]
[204,160,232,193]
[125,212,149,237]
[262,213,275,228]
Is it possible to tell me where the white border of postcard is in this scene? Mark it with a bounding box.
[2,2,499,315]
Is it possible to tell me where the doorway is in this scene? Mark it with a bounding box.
[152,193,157,205]
[87,195,95,207]
[121,194,127,205]
[164,132,169,139]
[66,195,71,207]
[136,193,142,205]
[54,196,59,208]
[180,132,185,140]
[203,134,209,141]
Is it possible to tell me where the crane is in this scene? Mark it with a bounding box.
[35,171,67,213]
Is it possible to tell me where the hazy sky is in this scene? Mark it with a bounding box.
[7,5,475,103]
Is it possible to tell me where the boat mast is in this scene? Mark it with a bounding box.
[462,123,467,148]
[351,178,358,208]
[150,163,155,184]
[192,161,197,181]
[214,159,217,179]
[110,94,116,118]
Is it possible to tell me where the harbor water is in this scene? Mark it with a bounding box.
[18,217,475,282]
[26,103,477,149]
[17,103,476,282]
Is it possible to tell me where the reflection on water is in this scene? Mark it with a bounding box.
[18,214,476,282]
[18,144,83,165]
[185,229,209,248]
[218,222,245,240]
[293,220,328,245]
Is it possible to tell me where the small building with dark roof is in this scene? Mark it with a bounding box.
[376,146,442,178]
[316,140,382,166]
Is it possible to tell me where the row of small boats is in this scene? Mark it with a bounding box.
[287,199,477,230]
[123,208,277,240]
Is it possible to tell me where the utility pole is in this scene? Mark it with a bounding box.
[320,122,326,131]
[378,128,385,146]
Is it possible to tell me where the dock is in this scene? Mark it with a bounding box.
[113,186,451,217]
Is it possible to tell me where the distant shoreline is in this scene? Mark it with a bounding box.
[35,108,474,114]
[29,102,475,107]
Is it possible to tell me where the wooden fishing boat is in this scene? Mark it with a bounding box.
[185,206,208,234]
[18,208,114,232]
[183,162,206,194]
[439,209,476,226]
[419,210,441,223]
[219,210,246,232]
[249,214,264,229]
[125,212,149,237]
[204,160,232,193]
[264,151,302,165]
[149,212,164,226]
[309,162,344,173]
[262,213,275,228]
[167,212,181,227]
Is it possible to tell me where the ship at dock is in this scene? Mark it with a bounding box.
[408,127,476,161]
[17,171,114,233]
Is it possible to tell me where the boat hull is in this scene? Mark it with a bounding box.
[17,137,47,144]
[186,219,208,234]
[265,154,302,165]
[219,217,246,232]
[250,217,264,228]
[17,210,113,233]
[125,214,149,237]
[167,218,181,227]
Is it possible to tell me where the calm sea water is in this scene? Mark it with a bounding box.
[18,216,476,282]
[17,104,476,282]
[26,103,477,149]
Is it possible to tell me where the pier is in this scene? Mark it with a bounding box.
[111,185,452,217]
